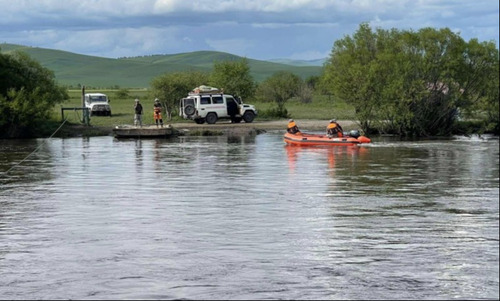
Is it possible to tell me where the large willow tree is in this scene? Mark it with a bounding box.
[321,23,499,136]
[209,58,256,100]
[255,71,302,118]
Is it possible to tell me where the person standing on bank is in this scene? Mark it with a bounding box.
[134,98,143,127]
[153,98,164,127]
[227,98,238,123]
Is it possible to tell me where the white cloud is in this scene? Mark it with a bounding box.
[9,26,184,58]
[0,0,497,60]
[153,0,189,13]
[250,23,292,29]
[153,0,332,13]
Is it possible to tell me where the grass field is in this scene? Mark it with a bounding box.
[52,89,356,127]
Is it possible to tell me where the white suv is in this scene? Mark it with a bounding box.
[179,87,257,124]
[84,93,112,117]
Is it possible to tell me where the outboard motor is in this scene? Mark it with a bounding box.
[349,130,360,138]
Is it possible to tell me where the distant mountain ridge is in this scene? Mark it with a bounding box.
[268,58,326,66]
[1,43,323,88]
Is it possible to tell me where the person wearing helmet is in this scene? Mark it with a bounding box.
[134,98,143,127]
[326,119,343,138]
[153,98,164,127]
[287,119,300,134]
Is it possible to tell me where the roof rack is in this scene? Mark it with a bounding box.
[188,85,224,95]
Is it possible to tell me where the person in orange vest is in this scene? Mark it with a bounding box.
[326,119,343,137]
[153,98,164,127]
[287,119,300,134]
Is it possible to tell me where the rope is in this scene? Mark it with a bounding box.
[73,108,81,122]
[3,118,69,174]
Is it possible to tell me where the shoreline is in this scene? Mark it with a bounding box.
[59,119,361,138]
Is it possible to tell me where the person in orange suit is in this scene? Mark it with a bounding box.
[326,119,343,137]
[287,119,300,134]
[153,98,164,127]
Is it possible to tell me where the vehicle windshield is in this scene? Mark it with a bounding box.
[89,96,107,102]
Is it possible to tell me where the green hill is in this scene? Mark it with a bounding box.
[268,58,326,66]
[1,43,323,88]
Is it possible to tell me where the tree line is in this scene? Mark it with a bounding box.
[0,51,68,138]
[320,23,499,136]
[149,59,312,121]
[150,24,499,137]
[1,23,498,138]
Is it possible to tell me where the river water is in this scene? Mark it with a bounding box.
[0,132,498,300]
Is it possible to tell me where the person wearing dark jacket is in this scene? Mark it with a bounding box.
[134,98,143,127]
[227,98,238,123]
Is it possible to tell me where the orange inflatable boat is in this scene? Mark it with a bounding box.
[284,131,371,146]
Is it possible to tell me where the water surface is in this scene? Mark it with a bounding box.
[0,132,498,299]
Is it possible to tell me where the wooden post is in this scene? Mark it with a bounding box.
[81,85,85,109]
[81,85,89,125]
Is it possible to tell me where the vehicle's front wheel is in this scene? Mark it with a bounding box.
[205,113,218,124]
[243,111,255,123]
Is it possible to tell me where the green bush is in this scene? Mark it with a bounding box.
[1,51,68,138]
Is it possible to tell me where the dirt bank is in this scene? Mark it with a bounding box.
[170,119,359,136]
[60,119,360,137]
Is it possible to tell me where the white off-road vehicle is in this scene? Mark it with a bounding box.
[84,93,112,116]
[179,86,257,124]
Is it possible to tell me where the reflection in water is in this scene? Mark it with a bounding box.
[0,133,498,300]
[0,139,57,187]
[285,144,369,172]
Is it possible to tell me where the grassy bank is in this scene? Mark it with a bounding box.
[47,89,492,138]
[51,89,356,128]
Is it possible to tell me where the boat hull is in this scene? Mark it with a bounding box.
[284,132,371,146]
[113,125,175,138]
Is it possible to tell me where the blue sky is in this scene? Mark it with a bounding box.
[1,0,498,61]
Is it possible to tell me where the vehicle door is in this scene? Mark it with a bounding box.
[210,94,226,117]
[225,96,238,116]
[84,94,91,107]
[180,97,196,118]
[198,95,212,117]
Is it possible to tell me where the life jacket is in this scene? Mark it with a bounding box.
[327,123,343,137]
[154,104,162,118]
[287,121,300,134]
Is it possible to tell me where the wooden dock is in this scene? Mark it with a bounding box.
[113,124,176,138]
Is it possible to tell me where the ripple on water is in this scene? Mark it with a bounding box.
[0,134,498,300]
